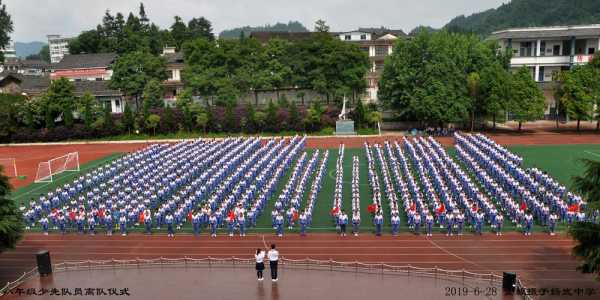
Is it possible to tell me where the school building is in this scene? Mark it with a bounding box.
[490,24,600,118]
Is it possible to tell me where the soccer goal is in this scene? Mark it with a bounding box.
[0,158,17,177]
[34,152,80,183]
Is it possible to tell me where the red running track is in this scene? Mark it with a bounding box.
[1,232,598,294]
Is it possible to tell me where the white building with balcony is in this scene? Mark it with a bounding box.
[490,24,600,117]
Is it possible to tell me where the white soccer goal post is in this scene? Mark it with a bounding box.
[0,158,17,177]
[34,152,80,183]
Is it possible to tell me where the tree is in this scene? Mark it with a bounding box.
[509,67,545,131]
[103,102,113,131]
[122,102,135,133]
[142,79,165,109]
[467,72,480,131]
[288,101,301,131]
[223,102,236,132]
[556,66,596,131]
[379,31,499,127]
[145,114,160,135]
[38,45,50,62]
[162,105,176,132]
[480,63,512,130]
[188,17,214,41]
[245,102,257,133]
[196,112,208,133]
[314,19,330,33]
[569,158,600,280]
[110,51,167,109]
[354,100,366,129]
[265,100,278,132]
[0,0,12,63]
[45,77,76,127]
[0,165,22,252]
[170,16,188,50]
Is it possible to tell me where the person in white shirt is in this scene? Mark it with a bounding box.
[268,244,279,282]
[255,248,266,281]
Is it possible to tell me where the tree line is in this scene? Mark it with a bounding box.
[378,30,547,131]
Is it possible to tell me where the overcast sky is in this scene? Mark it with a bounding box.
[3,0,507,42]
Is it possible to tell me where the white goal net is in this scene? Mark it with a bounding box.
[34,152,80,183]
[0,158,17,177]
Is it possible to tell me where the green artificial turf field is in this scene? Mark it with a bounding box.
[508,144,600,189]
[13,142,599,234]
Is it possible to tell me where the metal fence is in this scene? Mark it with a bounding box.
[2,256,528,298]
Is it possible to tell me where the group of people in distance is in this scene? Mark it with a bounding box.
[20,133,597,238]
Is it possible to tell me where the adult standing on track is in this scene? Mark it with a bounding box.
[255,248,266,281]
[268,244,279,282]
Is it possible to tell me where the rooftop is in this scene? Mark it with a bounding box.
[53,53,117,70]
[490,24,600,39]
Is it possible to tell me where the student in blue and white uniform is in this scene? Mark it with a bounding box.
[105,214,113,236]
[238,213,246,237]
[40,215,49,235]
[495,214,504,236]
[119,215,127,236]
[192,212,201,236]
[374,212,384,236]
[209,214,218,238]
[275,213,284,237]
[165,213,175,237]
[144,209,152,235]
[426,212,434,236]
[548,212,558,236]
[299,212,307,237]
[338,211,348,237]
[352,210,360,237]
[413,213,421,235]
[524,212,533,236]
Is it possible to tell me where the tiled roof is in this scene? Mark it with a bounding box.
[53,53,117,70]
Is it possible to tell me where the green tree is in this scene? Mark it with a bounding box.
[509,67,545,131]
[122,102,135,133]
[162,105,176,132]
[556,66,597,131]
[145,114,161,135]
[0,165,22,252]
[195,112,208,133]
[224,102,236,132]
[45,77,75,127]
[182,105,194,132]
[110,51,167,109]
[264,100,278,132]
[142,79,165,109]
[38,45,50,62]
[314,19,330,33]
[103,102,113,131]
[245,102,257,133]
[0,0,12,63]
[188,17,214,41]
[170,16,188,50]
[569,159,600,280]
[354,100,366,129]
[467,72,480,131]
[288,100,301,131]
[480,63,512,130]
[78,92,96,130]
[379,31,497,127]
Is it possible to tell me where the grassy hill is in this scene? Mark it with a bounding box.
[444,0,600,35]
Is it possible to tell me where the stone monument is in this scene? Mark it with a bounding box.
[335,96,356,135]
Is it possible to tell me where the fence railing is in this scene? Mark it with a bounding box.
[2,256,513,297]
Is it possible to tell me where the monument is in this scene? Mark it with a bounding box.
[335,96,356,135]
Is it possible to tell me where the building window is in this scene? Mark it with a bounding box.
[553,45,561,56]
[539,41,546,56]
[344,35,351,40]
[520,42,533,57]
[360,34,367,40]
[375,61,384,72]
[538,66,545,82]
[375,46,388,56]
[588,48,596,55]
